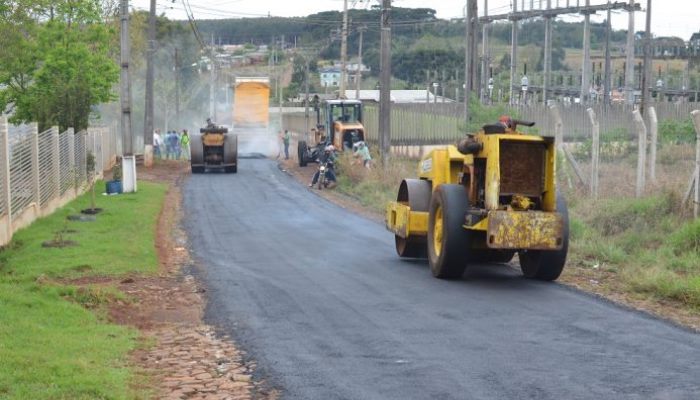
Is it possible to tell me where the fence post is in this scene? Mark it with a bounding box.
[691,110,700,218]
[52,127,60,197]
[587,107,600,198]
[30,123,41,208]
[632,109,647,198]
[0,116,11,243]
[648,106,658,183]
[549,103,563,148]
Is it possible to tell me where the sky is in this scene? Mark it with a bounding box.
[132,0,699,40]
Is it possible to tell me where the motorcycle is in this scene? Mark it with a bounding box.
[316,159,335,190]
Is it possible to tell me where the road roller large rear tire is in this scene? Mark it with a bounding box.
[427,184,471,279]
[519,194,569,281]
[190,135,204,173]
[223,134,238,174]
[395,179,431,258]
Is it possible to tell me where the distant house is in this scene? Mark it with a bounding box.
[319,67,342,88]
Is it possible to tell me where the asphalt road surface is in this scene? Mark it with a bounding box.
[184,158,700,400]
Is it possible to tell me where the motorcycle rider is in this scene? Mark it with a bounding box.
[309,145,337,188]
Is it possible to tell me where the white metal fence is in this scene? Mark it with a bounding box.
[0,115,122,246]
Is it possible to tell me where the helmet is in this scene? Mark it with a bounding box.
[325,145,335,152]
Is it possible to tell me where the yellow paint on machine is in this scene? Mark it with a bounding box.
[385,202,428,238]
[485,210,564,250]
[202,134,225,146]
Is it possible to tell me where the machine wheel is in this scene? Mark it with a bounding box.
[519,194,569,281]
[190,134,204,173]
[298,141,308,167]
[223,134,238,173]
[395,179,431,258]
[427,184,471,279]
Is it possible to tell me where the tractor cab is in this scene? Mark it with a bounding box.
[300,99,366,166]
[315,100,365,150]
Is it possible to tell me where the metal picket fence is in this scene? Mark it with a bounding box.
[0,115,122,246]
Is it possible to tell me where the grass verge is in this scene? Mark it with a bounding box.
[0,181,167,399]
[568,191,700,310]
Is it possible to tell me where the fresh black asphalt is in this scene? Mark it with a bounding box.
[184,158,700,400]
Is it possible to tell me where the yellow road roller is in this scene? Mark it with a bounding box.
[190,122,238,174]
[385,118,568,280]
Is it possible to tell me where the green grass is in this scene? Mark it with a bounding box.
[0,181,167,399]
[569,191,700,309]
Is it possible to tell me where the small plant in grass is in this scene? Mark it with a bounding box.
[42,211,78,248]
[82,152,102,215]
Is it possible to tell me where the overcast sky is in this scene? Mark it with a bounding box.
[132,0,698,40]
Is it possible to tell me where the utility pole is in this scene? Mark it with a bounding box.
[119,0,136,192]
[144,0,155,148]
[174,48,180,129]
[641,0,652,113]
[304,56,310,138]
[543,0,552,104]
[464,0,476,124]
[469,0,479,100]
[581,0,592,104]
[480,0,489,104]
[509,0,519,105]
[625,0,636,105]
[355,25,366,101]
[209,34,216,121]
[340,0,349,98]
[379,0,391,167]
[604,4,612,105]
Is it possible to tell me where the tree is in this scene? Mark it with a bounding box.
[0,0,118,131]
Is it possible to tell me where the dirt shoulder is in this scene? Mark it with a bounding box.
[278,157,700,333]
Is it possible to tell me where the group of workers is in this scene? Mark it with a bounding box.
[153,129,190,160]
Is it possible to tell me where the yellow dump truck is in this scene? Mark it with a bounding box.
[233,77,270,132]
[385,118,568,281]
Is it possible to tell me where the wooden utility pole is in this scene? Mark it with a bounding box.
[144,0,155,146]
[379,0,391,166]
[304,56,310,138]
[464,0,477,123]
[467,0,479,93]
[625,0,636,105]
[209,35,217,121]
[480,0,489,104]
[604,4,612,105]
[509,0,519,105]
[355,25,366,101]
[174,48,180,129]
[580,0,592,104]
[641,0,652,114]
[340,0,349,98]
[543,0,552,104]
